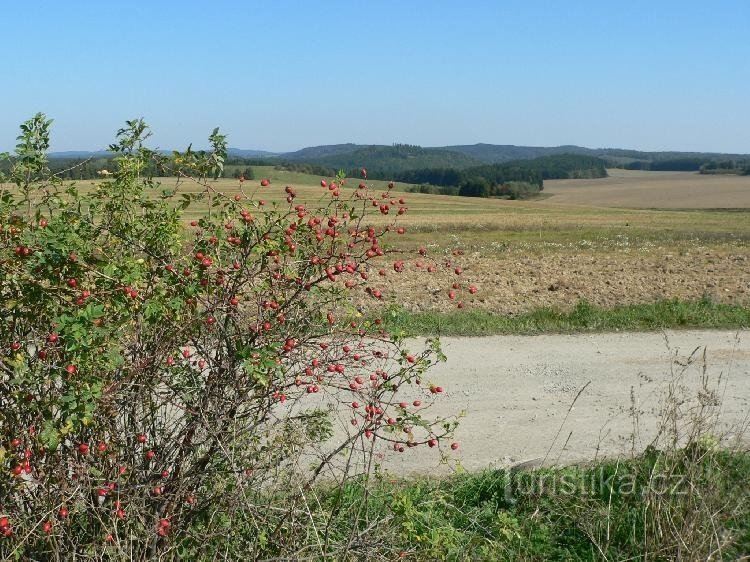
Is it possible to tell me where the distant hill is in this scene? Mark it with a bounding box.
[49,148,277,159]
[273,143,750,173]
[48,150,111,159]
[43,143,750,177]
[277,142,601,166]
[282,144,372,161]
[227,148,278,158]
[591,149,750,171]
[593,148,750,162]
[305,144,481,175]
[442,144,598,164]
[441,144,750,166]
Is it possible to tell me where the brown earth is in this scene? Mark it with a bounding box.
[358,243,750,314]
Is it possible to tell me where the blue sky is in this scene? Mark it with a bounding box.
[2,1,748,153]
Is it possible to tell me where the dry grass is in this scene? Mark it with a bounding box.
[47,168,750,244]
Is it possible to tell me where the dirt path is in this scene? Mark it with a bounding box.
[386,330,750,474]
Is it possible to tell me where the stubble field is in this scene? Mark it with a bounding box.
[543,168,750,209]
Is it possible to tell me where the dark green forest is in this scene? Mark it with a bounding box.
[509,154,607,179]
[444,144,750,172]
[392,154,608,199]
[623,157,750,173]
[700,159,750,174]
[308,144,480,175]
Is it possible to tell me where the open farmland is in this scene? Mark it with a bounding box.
[378,171,750,313]
[55,166,750,315]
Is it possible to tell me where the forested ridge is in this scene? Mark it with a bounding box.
[5,142,746,185]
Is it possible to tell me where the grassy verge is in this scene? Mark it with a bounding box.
[382,298,750,336]
[186,446,750,559]
[317,447,750,560]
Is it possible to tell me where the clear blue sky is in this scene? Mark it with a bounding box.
[2,1,748,153]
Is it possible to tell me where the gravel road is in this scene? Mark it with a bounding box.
[386,330,750,474]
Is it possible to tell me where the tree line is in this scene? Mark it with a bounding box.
[387,154,608,199]
[699,159,750,175]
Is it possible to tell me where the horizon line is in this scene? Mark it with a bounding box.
[37,142,750,157]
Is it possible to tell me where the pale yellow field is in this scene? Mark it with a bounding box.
[92,167,749,247]
[543,169,750,209]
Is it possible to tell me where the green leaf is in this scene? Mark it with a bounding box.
[40,420,61,450]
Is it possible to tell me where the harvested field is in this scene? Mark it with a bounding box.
[543,169,750,209]
[363,243,750,314]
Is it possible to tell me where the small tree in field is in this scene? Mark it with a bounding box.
[458,177,490,198]
[0,114,463,559]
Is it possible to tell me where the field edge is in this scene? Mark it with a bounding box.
[380,298,750,336]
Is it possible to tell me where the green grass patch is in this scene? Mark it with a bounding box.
[314,447,750,560]
[382,298,750,336]
[192,446,750,559]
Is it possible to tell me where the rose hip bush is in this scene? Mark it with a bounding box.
[0,115,466,559]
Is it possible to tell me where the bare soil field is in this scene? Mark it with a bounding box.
[385,329,750,474]
[543,169,750,209]
[365,243,750,314]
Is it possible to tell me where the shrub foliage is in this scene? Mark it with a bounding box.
[0,114,460,559]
